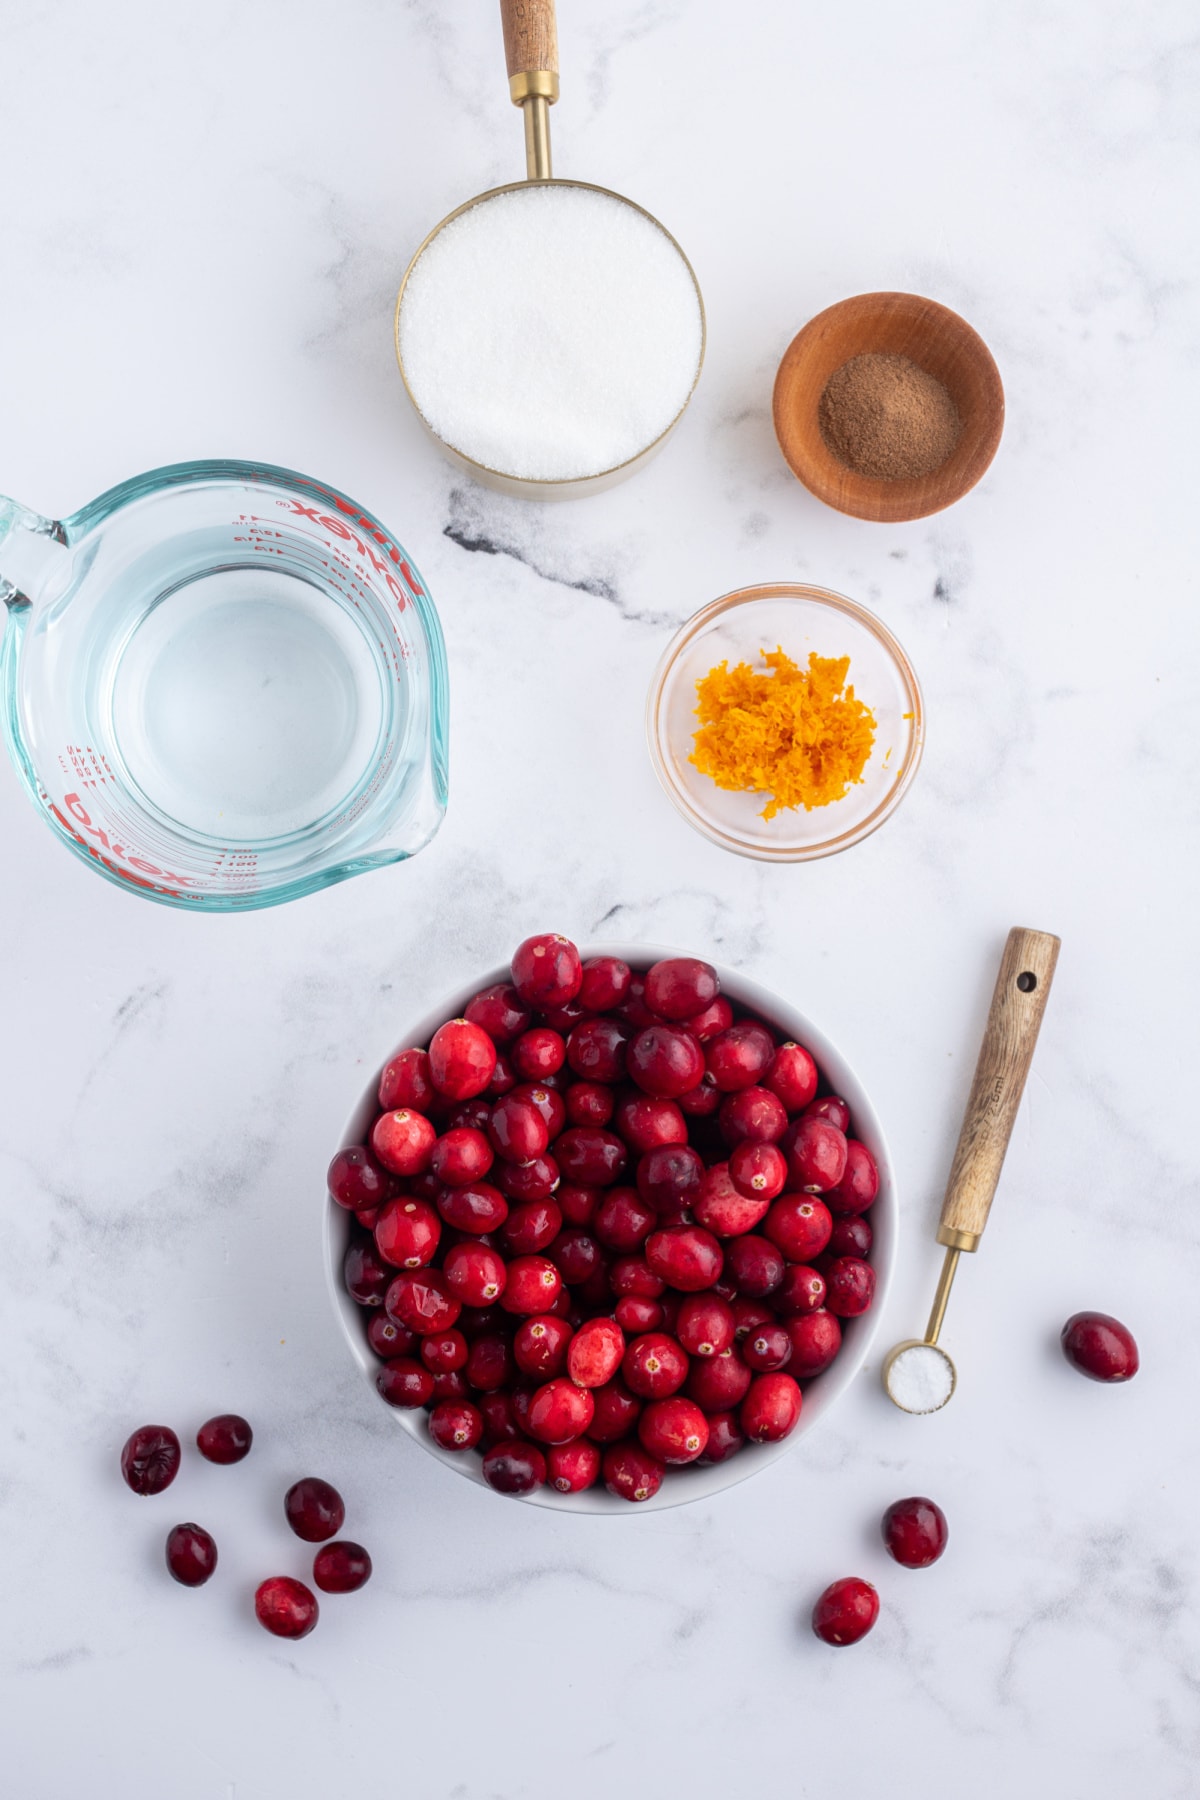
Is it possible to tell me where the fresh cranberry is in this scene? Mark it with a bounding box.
[684,996,734,1042]
[645,1225,724,1292]
[439,1242,503,1307]
[528,1378,595,1444]
[574,955,629,1012]
[719,1086,788,1147]
[487,1093,550,1164]
[564,1317,623,1387]
[466,982,531,1043]
[635,1144,703,1215]
[732,1297,775,1339]
[354,1204,382,1231]
[466,1334,515,1391]
[780,1117,848,1192]
[623,1331,689,1398]
[763,1195,833,1264]
[376,1357,435,1406]
[284,1477,344,1543]
[547,1228,602,1286]
[511,934,583,1008]
[773,1264,827,1315]
[742,1322,793,1371]
[537,1001,586,1036]
[510,1027,565,1081]
[639,1395,709,1464]
[371,1108,437,1177]
[430,1127,494,1188]
[615,1295,663,1333]
[692,1162,771,1237]
[556,1183,599,1226]
[368,1314,418,1360]
[496,1153,560,1204]
[675,1294,736,1358]
[555,1128,628,1188]
[509,1383,536,1435]
[705,1021,775,1093]
[487,1052,518,1096]
[428,1019,497,1101]
[409,1169,446,1202]
[385,1268,461,1335]
[256,1576,319,1639]
[803,1094,851,1132]
[826,1140,879,1215]
[431,1369,469,1402]
[644,957,719,1022]
[120,1425,181,1496]
[429,1400,484,1451]
[419,1329,468,1374]
[686,1347,752,1410]
[374,1196,441,1270]
[327,1144,392,1212]
[882,1496,949,1567]
[166,1522,217,1586]
[828,1215,873,1258]
[513,1314,572,1379]
[438,1180,509,1235]
[677,1078,722,1117]
[478,1391,520,1443]
[741,1371,802,1441]
[726,1234,785,1298]
[627,1025,706,1099]
[812,1577,878,1646]
[344,1236,390,1306]
[447,1098,492,1134]
[784,1309,842,1377]
[701,1411,746,1463]
[586,1377,642,1442]
[1061,1312,1139,1381]
[824,1256,876,1317]
[496,1198,559,1256]
[764,1042,819,1111]
[615,974,659,1029]
[548,1439,603,1492]
[509,1081,565,1138]
[564,1017,628,1084]
[603,1442,664,1502]
[565,1081,615,1127]
[378,1047,435,1114]
[313,1541,372,1592]
[610,1255,665,1298]
[196,1414,252,1465]
[593,1186,655,1252]
[729,1141,788,1202]
[499,1255,563,1315]
[614,1093,688,1153]
[658,1290,682,1334]
[482,1439,547,1495]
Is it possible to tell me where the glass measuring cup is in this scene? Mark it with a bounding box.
[0,460,448,909]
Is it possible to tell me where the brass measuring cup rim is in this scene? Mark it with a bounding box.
[881,1338,958,1415]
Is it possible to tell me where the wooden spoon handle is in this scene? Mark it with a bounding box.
[937,927,1061,1251]
[501,0,559,96]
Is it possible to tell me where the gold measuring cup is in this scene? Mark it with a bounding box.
[393,0,705,501]
[883,927,1061,1414]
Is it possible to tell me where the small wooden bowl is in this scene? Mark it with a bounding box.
[773,292,1004,523]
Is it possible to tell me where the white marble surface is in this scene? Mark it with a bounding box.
[2,2,1198,1795]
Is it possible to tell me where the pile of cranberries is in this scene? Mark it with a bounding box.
[331,935,881,1504]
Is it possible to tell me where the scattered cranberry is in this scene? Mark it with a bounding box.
[443,1241,507,1307]
[1061,1312,1139,1382]
[773,1263,827,1316]
[555,1127,628,1188]
[684,996,734,1042]
[166,1523,217,1586]
[371,1108,437,1177]
[488,1093,550,1164]
[379,1047,435,1113]
[501,1198,562,1255]
[764,1042,818,1111]
[482,1439,547,1495]
[812,1577,878,1647]
[366,1313,417,1358]
[701,1411,745,1463]
[120,1425,181,1497]
[686,1347,752,1411]
[803,1094,851,1132]
[627,1025,706,1099]
[313,1541,373,1593]
[567,1318,625,1388]
[675,1293,736,1358]
[826,1140,880,1215]
[511,934,583,1009]
[644,957,719,1022]
[284,1477,345,1543]
[780,1117,848,1193]
[784,1309,842,1377]
[565,1080,615,1127]
[693,1162,771,1238]
[465,982,531,1043]
[429,1018,498,1100]
[824,1256,876,1317]
[623,1331,689,1399]
[882,1496,949,1567]
[742,1323,792,1371]
[763,1195,833,1264]
[499,1255,562,1315]
[726,1234,785,1299]
[603,1442,665,1502]
[740,1371,802,1441]
[385,1269,461,1335]
[719,1085,788,1147]
[328,1145,391,1212]
[706,1021,774,1092]
[196,1414,253,1465]
[429,1399,484,1450]
[729,1140,788,1202]
[827,1215,873,1258]
[377,1357,435,1406]
[256,1576,319,1639]
[439,1180,509,1234]
[548,1439,603,1492]
[375,1196,442,1270]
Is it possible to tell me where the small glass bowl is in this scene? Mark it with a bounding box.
[646,582,924,861]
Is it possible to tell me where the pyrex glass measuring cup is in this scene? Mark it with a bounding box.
[0,460,448,909]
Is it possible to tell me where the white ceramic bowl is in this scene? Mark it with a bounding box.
[324,945,897,1513]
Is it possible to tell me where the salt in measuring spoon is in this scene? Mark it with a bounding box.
[883,928,1061,1415]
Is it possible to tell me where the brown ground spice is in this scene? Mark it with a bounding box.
[819,352,962,480]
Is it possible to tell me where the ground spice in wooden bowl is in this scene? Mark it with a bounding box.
[818,352,961,480]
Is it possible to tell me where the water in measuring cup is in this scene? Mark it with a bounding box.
[111,566,385,842]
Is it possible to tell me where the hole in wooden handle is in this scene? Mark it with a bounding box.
[1016,971,1037,992]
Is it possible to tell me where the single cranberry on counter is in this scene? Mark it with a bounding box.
[567,1318,625,1388]
[784,1309,842,1378]
[566,1016,630,1084]
[466,1334,515,1393]
[578,955,632,1013]
[644,957,720,1023]
[772,1264,828,1316]
[803,1095,851,1132]
[645,1224,724,1293]
[120,1425,181,1497]
[692,1161,771,1238]
[313,1541,373,1593]
[431,1126,494,1188]
[166,1522,218,1586]
[284,1477,345,1543]
[438,1180,509,1235]
[366,1313,417,1359]
[482,1439,547,1495]
[328,1144,392,1212]
[615,1295,663,1334]
[511,934,583,1009]
[511,1027,566,1081]
[675,1293,736,1358]
[528,1378,595,1445]
[826,1141,880,1215]
[344,1237,391,1307]
[686,1347,753,1411]
[614,1092,689,1154]
[609,1255,665,1299]
[374,1196,442,1270]
[824,1256,876,1318]
[742,1323,793,1371]
[701,1410,746,1464]
[705,1021,775,1093]
[764,1042,819,1112]
[623,1331,689,1399]
[603,1442,665,1503]
[379,1047,435,1114]
[256,1576,319,1639]
[196,1414,253,1465]
[828,1215,873,1259]
[565,1080,615,1127]
[487,1093,551,1165]
[385,1269,461,1335]
[627,1025,706,1100]
[501,1198,563,1256]
[420,1329,468,1374]
[593,1186,655,1253]
[677,1077,722,1117]
[1061,1312,1140,1382]
[429,1400,484,1451]
[499,1255,563,1315]
[496,1153,561,1205]
[548,1438,603,1493]
[741,1371,802,1442]
[371,1108,437,1177]
[725,1234,785,1299]
[729,1141,788,1203]
[882,1496,949,1568]
[465,982,531,1043]
[763,1195,833,1265]
[555,1128,628,1188]
[780,1117,848,1193]
[639,1396,709,1465]
[719,1085,789,1148]
[514,1314,574,1379]
[684,996,734,1043]
[812,1577,879,1647]
[637,1144,704,1215]
[586,1377,643,1443]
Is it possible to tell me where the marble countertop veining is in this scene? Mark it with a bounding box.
[2,2,1199,1796]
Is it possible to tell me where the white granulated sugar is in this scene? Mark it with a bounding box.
[887,1343,955,1413]
[398,184,703,482]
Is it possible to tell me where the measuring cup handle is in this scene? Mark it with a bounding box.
[500,0,559,101]
[937,927,1061,1252]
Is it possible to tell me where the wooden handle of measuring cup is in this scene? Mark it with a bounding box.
[936,927,1061,1253]
[501,0,559,94]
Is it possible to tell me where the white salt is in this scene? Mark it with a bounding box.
[398,183,704,482]
[886,1343,955,1414]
